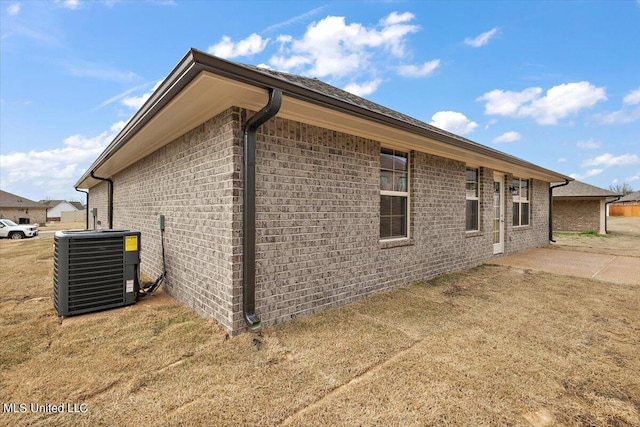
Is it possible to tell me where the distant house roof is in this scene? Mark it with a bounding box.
[38,200,84,210]
[552,180,619,198]
[39,199,63,208]
[0,190,47,209]
[615,190,640,203]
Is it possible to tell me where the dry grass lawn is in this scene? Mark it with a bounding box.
[1,222,639,426]
[37,221,85,232]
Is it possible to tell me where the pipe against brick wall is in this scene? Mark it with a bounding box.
[549,179,570,242]
[242,88,282,330]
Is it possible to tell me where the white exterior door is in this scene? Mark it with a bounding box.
[493,173,505,254]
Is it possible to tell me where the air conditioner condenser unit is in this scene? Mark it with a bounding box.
[53,229,141,316]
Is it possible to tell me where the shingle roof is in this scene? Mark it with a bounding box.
[76,49,572,189]
[552,180,619,198]
[38,200,84,210]
[38,199,63,208]
[244,64,495,154]
[616,190,640,202]
[0,190,47,209]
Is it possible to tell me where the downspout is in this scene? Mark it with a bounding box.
[243,88,282,330]
[90,171,114,229]
[549,179,569,242]
[74,187,89,230]
[604,196,621,234]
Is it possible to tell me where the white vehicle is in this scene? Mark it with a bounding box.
[0,219,39,239]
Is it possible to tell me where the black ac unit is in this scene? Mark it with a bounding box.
[53,230,140,316]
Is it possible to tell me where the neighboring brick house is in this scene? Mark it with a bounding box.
[609,191,640,217]
[552,180,619,234]
[75,49,572,334]
[0,190,47,225]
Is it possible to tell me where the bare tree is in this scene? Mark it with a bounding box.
[609,182,634,196]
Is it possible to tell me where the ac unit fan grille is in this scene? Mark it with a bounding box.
[67,237,125,312]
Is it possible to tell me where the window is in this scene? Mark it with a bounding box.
[512,177,530,226]
[465,167,479,231]
[380,148,408,239]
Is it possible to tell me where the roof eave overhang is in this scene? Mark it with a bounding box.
[553,196,616,200]
[76,48,572,189]
[553,194,620,200]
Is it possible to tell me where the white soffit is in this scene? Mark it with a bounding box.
[94,72,268,179]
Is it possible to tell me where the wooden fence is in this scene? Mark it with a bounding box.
[609,205,640,217]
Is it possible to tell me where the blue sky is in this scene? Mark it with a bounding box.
[1,0,639,203]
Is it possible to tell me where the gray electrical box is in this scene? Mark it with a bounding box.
[53,229,141,316]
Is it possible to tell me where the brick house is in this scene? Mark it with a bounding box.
[75,49,571,334]
[552,180,619,234]
[0,190,47,225]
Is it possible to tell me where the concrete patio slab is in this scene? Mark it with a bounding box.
[489,248,640,285]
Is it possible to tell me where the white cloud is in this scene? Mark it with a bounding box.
[478,88,541,116]
[56,0,80,9]
[263,6,326,33]
[585,169,604,178]
[7,2,20,16]
[213,12,424,97]
[626,172,640,182]
[121,81,162,110]
[572,153,639,183]
[269,54,311,70]
[208,33,269,59]
[93,81,156,110]
[581,153,640,167]
[464,28,499,47]
[558,158,567,163]
[576,139,601,149]
[397,60,440,77]
[624,87,640,105]
[0,122,125,198]
[477,82,606,124]
[493,131,521,143]
[430,111,478,135]
[591,108,640,124]
[268,12,419,82]
[66,60,139,83]
[343,79,382,97]
[381,11,415,26]
[570,169,604,180]
[521,82,607,124]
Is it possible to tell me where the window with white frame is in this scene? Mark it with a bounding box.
[380,148,408,239]
[465,167,479,231]
[512,177,530,226]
